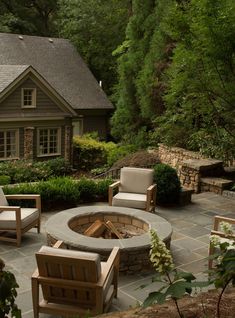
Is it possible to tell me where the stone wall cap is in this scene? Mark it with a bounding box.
[182,158,223,171]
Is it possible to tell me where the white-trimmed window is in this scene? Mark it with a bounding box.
[22,88,36,108]
[37,128,61,157]
[0,130,19,159]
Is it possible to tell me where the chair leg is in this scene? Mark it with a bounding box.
[31,277,39,318]
[37,219,41,233]
[16,229,21,247]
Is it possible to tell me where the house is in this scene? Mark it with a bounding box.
[0,33,113,162]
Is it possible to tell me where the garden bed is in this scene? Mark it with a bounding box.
[98,288,235,318]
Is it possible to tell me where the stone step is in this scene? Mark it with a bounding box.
[200,177,233,194]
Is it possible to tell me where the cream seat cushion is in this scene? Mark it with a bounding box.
[119,167,153,194]
[0,208,39,230]
[0,187,9,206]
[112,192,147,209]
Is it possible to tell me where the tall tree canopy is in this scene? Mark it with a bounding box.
[156,0,235,161]
[58,0,130,94]
[112,0,235,161]
[0,0,59,36]
[111,0,174,145]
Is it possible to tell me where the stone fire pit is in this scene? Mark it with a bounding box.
[46,206,172,274]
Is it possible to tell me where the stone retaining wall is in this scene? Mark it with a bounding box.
[156,144,224,193]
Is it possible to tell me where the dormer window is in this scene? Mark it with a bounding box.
[22,88,36,108]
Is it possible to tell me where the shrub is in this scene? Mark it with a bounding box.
[73,135,116,170]
[107,144,136,167]
[3,176,113,211]
[3,177,80,210]
[0,175,11,185]
[76,177,97,202]
[95,178,113,201]
[153,164,181,205]
[0,158,72,184]
[37,177,80,209]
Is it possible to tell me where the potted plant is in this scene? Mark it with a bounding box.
[0,259,21,318]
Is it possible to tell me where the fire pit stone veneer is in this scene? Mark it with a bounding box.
[46,206,172,274]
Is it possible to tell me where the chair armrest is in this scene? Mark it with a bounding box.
[0,206,21,228]
[214,215,235,231]
[108,181,121,206]
[146,184,157,212]
[6,194,41,213]
[98,247,120,287]
[147,184,156,192]
[109,181,121,189]
[53,240,65,249]
[32,268,39,279]
[0,205,20,211]
[6,194,40,200]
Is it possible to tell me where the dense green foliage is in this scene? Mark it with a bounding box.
[3,177,113,211]
[153,164,181,204]
[1,0,235,160]
[58,0,130,94]
[0,0,58,36]
[154,0,235,163]
[111,0,174,145]
[0,175,11,185]
[112,0,235,161]
[0,259,21,318]
[0,158,72,183]
[73,135,116,170]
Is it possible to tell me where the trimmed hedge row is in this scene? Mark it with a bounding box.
[0,158,72,184]
[3,177,113,211]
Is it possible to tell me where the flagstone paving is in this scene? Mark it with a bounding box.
[0,192,234,317]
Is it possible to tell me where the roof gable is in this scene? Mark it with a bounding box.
[0,33,113,111]
[0,65,29,93]
[0,65,77,116]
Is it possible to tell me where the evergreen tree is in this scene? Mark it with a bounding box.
[157,0,235,161]
[111,0,157,142]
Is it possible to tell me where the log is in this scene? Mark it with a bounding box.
[105,220,123,239]
[84,220,106,237]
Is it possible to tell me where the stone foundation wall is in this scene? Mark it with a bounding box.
[64,125,73,162]
[23,127,34,160]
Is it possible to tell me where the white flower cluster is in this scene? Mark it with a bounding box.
[210,221,235,251]
[220,221,233,235]
[149,229,174,274]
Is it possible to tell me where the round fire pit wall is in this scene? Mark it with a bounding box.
[46,206,172,274]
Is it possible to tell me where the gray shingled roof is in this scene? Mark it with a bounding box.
[0,65,29,93]
[0,33,113,110]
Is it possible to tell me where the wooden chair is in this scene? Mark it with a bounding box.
[31,241,120,318]
[208,215,235,269]
[109,167,156,212]
[0,187,41,247]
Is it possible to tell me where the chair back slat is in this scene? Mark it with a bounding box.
[36,247,101,307]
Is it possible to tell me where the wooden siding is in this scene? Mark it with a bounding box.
[0,77,67,116]
[83,115,108,139]
[0,119,71,161]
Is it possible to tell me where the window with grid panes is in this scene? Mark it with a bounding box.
[22,88,36,107]
[0,130,19,159]
[38,128,60,156]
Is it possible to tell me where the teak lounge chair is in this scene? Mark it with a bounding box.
[0,187,41,246]
[208,215,235,269]
[109,167,156,212]
[32,241,120,318]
